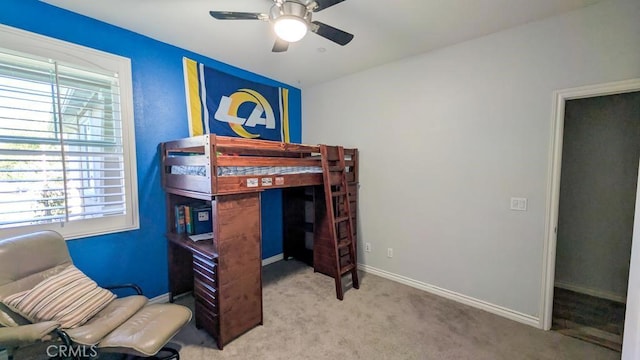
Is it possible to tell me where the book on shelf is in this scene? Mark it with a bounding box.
[192,205,213,235]
[184,204,192,234]
[174,203,212,235]
[174,204,185,234]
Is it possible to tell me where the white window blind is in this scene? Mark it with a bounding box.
[0,24,138,239]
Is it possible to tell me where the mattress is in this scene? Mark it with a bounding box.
[170,165,323,177]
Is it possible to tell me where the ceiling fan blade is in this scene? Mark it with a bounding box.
[272,38,289,53]
[310,21,354,46]
[209,11,265,20]
[313,0,346,12]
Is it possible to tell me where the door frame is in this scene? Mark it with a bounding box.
[541,78,640,334]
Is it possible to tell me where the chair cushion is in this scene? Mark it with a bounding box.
[64,295,148,346]
[1,265,115,329]
[98,303,192,356]
[0,230,72,328]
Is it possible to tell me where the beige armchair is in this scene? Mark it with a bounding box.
[0,230,192,359]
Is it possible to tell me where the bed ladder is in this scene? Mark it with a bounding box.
[320,145,359,300]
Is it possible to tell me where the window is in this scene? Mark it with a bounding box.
[0,25,139,239]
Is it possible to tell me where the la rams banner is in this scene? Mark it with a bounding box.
[183,57,290,142]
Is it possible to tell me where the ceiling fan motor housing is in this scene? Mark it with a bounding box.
[270,1,312,22]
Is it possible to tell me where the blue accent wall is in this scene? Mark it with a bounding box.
[1,0,302,298]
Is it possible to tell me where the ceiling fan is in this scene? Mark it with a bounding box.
[209,0,354,52]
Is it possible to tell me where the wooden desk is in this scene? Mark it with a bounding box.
[167,193,262,350]
[166,185,357,349]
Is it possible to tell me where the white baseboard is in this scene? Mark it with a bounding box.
[358,263,539,328]
[148,292,171,304]
[555,281,626,303]
[262,253,284,266]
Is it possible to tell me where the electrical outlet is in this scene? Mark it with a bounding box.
[387,248,393,258]
[365,242,372,252]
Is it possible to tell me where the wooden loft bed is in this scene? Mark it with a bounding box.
[161,134,357,199]
[160,133,359,349]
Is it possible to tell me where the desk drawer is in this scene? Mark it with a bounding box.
[195,279,217,307]
[195,292,217,315]
[195,298,219,339]
[194,264,217,287]
[193,255,217,277]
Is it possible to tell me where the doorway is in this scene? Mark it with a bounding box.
[551,91,640,351]
[541,79,640,355]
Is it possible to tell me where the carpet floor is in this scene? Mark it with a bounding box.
[12,260,621,359]
[166,260,619,360]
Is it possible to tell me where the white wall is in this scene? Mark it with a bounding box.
[303,0,640,320]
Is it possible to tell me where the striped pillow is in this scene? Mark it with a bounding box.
[1,265,115,329]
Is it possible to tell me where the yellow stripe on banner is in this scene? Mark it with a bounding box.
[281,88,290,143]
[183,58,204,136]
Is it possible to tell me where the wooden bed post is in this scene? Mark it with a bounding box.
[206,134,218,195]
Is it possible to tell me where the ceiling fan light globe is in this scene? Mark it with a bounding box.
[274,16,308,43]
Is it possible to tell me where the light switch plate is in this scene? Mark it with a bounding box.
[510,197,527,211]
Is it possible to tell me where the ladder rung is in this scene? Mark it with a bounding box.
[340,263,356,275]
[332,190,346,197]
[337,239,352,249]
[329,166,344,172]
[338,234,350,241]
[334,216,349,224]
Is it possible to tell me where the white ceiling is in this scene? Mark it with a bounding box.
[41,0,603,88]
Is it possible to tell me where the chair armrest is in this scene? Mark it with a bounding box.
[0,321,59,347]
[104,284,143,295]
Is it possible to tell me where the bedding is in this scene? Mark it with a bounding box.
[170,165,323,177]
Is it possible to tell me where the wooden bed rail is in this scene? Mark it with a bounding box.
[161,134,358,196]
[163,134,321,157]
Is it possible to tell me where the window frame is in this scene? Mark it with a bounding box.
[0,24,139,240]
